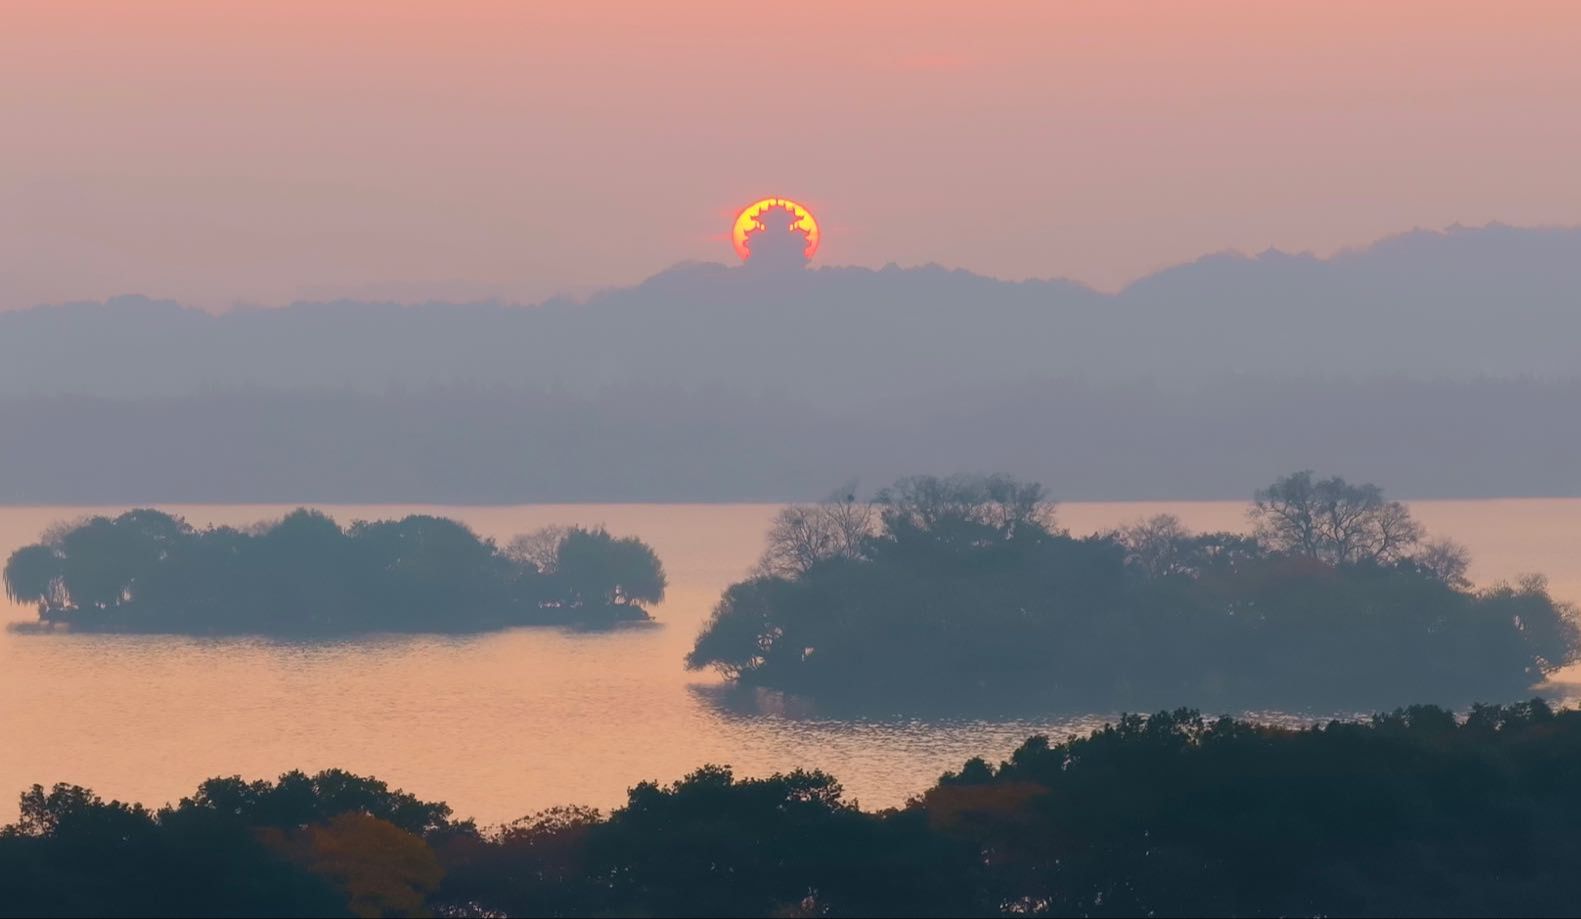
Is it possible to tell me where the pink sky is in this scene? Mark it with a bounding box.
[3,0,1580,308]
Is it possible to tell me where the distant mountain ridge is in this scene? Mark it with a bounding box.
[2,224,1578,401]
[2,224,1578,503]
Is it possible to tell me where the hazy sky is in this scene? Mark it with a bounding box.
[4,1,1580,309]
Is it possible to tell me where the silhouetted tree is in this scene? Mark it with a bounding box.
[504,524,569,573]
[543,526,667,610]
[180,768,457,837]
[8,783,154,841]
[1415,537,1473,589]
[1114,513,1191,578]
[756,492,875,577]
[875,473,1057,554]
[1250,470,1423,564]
[685,577,792,679]
[3,543,63,607]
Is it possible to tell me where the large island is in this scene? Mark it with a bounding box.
[688,471,1579,710]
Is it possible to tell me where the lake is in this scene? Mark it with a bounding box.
[2,500,1578,825]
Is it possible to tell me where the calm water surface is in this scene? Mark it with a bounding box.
[2,501,1578,824]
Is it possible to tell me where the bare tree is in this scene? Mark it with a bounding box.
[1116,514,1191,578]
[756,489,876,578]
[505,525,570,574]
[1250,470,1423,565]
[875,474,1056,549]
[1415,538,1472,588]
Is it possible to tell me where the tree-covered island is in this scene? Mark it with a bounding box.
[688,471,1578,709]
[3,510,666,634]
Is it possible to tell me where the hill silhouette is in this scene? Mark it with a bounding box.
[2,224,1578,398]
[1,224,1578,503]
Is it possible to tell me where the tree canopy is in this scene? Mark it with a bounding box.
[1250,469,1424,564]
[688,472,1579,709]
[3,511,665,634]
[10,703,1581,916]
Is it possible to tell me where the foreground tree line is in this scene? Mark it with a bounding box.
[688,471,1578,708]
[2,510,665,633]
[6,701,1581,917]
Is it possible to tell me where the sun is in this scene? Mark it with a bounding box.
[732,197,820,262]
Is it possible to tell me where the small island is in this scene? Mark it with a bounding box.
[687,471,1579,709]
[3,509,666,634]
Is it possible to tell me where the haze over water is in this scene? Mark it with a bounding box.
[3,499,1577,825]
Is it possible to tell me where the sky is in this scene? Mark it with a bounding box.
[3,0,1580,309]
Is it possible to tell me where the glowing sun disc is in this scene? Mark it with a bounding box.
[732,197,820,261]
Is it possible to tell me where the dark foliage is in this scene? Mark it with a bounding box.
[688,473,1578,709]
[0,769,452,918]
[3,511,665,634]
[10,704,1581,916]
[922,701,1581,917]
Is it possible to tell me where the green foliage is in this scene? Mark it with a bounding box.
[6,510,665,634]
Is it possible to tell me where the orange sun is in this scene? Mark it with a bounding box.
[731,197,820,262]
